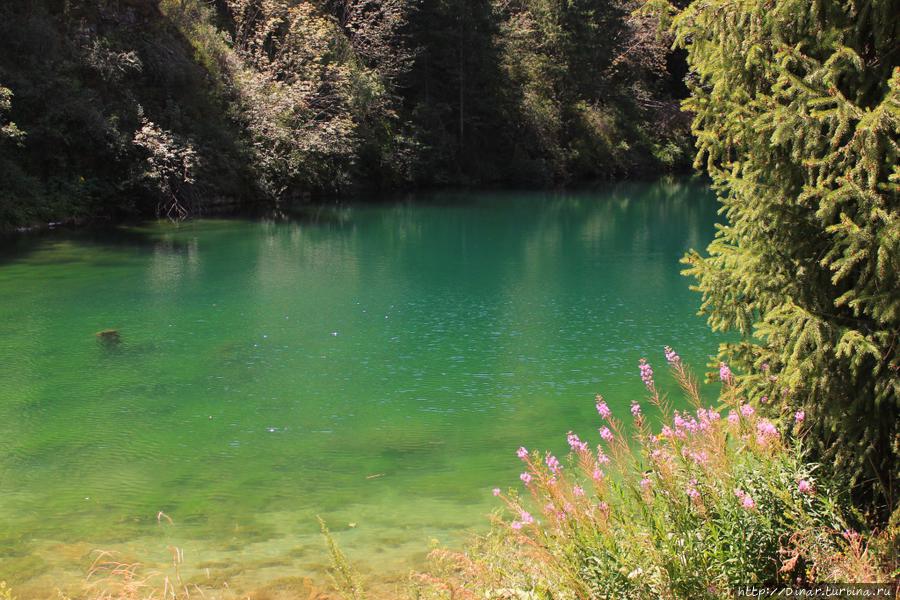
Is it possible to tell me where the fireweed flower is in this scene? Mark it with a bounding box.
[520,472,532,484]
[516,446,529,460]
[756,419,779,445]
[640,477,652,492]
[740,403,755,417]
[735,488,756,510]
[567,431,588,452]
[595,396,612,419]
[795,410,805,423]
[719,362,733,383]
[599,426,613,442]
[520,511,534,525]
[664,345,681,365]
[596,450,610,464]
[573,485,585,497]
[687,479,700,499]
[545,454,561,474]
[639,358,654,390]
[673,412,698,435]
[510,521,522,530]
[492,488,501,496]
[798,479,814,494]
[689,450,709,466]
[592,468,604,481]
[727,410,739,425]
[631,401,641,418]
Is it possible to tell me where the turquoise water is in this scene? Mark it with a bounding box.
[0,180,720,597]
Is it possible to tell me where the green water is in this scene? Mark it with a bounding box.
[0,180,720,596]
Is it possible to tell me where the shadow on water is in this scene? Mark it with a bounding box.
[0,174,716,266]
[0,202,359,265]
[0,225,186,266]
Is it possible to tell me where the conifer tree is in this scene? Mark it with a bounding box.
[657,0,899,519]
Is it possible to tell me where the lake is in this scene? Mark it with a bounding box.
[0,180,721,597]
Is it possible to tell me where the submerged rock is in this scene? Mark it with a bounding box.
[96,329,121,345]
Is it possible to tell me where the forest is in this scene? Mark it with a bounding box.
[0,0,897,598]
[0,0,689,228]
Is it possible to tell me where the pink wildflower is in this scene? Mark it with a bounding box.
[520,511,534,525]
[640,477,652,492]
[674,411,699,435]
[597,450,610,464]
[735,489,755,510]
[516,446,529,460]
[719,362,733,383]
[664,345,681,365]
[567,431,588,452]
[573,485,585,497]
[510,521,522,530]
[687,479,700,500]
[545,454,562,474]
[631,401,642,418]
[492,488,501,497]
[794,410,805,423]
[595,397,611,419]
[798,479,814,495]
[599,426,613,442]
[727,410,739,424]
[592,468,604,481]
[689,450,709,465]
[520,472,532,484]
[755,419,779,445]
[740,404,755,417]
[639,358,654,390]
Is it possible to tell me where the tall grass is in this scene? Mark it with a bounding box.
[415,348,893,599]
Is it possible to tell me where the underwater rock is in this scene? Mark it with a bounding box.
[95,329,121,345]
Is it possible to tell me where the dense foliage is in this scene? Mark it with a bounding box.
[0,0,689,230]
[414,352,891,598]
[0,0,256,228]
[658,0,899,521]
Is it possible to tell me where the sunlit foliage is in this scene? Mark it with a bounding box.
[659,0,900,520]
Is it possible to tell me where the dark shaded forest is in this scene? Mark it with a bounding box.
[0,0,690,230]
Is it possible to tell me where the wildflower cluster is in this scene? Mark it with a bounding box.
[470,350,873,599]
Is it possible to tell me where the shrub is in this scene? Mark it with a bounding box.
[132,118,200,221]
[416,350,891,599]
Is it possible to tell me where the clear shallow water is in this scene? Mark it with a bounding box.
[0,180,721,597]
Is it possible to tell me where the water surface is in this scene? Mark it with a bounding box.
[0,180,721,597]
